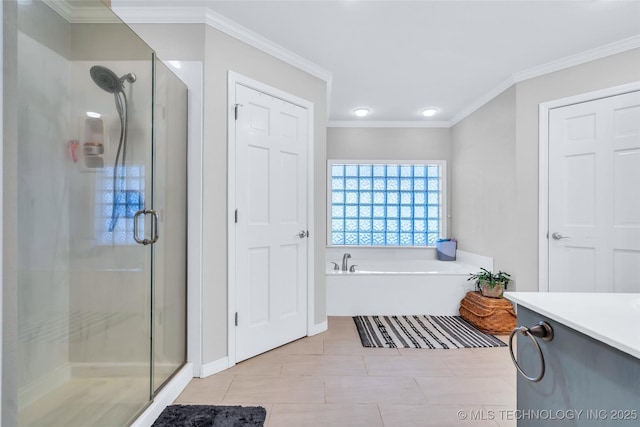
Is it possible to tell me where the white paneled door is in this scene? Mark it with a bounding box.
[234,83,309,362]
[548,90,640,292]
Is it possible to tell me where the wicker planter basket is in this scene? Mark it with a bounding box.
[459,291,516,335]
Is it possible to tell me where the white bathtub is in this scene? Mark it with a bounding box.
[326,250,492,316]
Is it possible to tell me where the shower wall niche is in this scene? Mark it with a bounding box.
[12,1,188,426]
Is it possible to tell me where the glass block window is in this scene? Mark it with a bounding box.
[329,161,445,246]
[97,165,145,245]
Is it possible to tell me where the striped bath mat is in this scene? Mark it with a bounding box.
[353,315,507,349]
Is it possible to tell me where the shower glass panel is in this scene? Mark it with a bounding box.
[14,1,187,425]
[152,58,187,393]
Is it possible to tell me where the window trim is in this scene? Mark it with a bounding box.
[326,159,447,248]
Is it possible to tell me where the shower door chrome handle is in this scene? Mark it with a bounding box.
[148,209,160,244]
[133,209,160,245]
[133,210,145,244]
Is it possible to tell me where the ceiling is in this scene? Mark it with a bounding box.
[116,1,640,124]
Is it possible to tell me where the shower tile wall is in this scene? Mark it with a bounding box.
[67,60,152,368]
[17,31,72,406]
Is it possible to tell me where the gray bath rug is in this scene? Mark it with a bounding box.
[152,405,266,427]
[354,315,507,349]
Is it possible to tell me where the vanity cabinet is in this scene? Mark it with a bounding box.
[506,293,640,426]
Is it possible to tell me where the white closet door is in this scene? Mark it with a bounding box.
[548,91,640,292]
[234,83,309,362]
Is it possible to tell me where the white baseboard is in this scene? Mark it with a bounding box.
[308,320,328,336]
[130,363,194,427]
[200,357,230,378]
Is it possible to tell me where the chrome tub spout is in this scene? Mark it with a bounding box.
[342,253,351,271]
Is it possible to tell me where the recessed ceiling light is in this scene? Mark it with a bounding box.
[86,111,101,118]
[353,108,371,117]
[168,60,182,69]
[420,108,438,117]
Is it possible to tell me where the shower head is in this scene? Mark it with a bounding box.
[90,66,137,233]
[90,66,136,94]
[120,73,137,84]
[90,65,124,94]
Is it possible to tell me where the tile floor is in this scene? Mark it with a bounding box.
[174,317,517,426]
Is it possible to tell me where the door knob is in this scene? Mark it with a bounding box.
[298,230,309,238]
[551,232,571,240]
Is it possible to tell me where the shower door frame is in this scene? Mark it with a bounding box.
[149,53,189,397]
[0,4,4,421]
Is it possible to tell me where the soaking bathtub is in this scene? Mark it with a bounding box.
[326,250,491,316]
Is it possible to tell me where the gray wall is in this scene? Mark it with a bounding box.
[451,86,517,282]
[327,127,451,161]
[514,48,640,292]
[202,26,328,363]
[129,23,328,365]
[327,127,452,237]
[124,23,205,61]
[451,49,640,292]
[70,23,152,60]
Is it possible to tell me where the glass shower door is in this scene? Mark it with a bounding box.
[151,58,188,393]
[16,1,156,425]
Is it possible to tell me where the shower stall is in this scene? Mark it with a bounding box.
[4,0,188,425]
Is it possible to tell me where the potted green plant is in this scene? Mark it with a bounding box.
[467,268,511,298]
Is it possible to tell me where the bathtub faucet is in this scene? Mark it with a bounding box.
[342,253,351,271]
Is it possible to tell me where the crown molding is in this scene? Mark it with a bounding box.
[204,9,332,84]
[110,6,332,85]
[513,34,640,83]
[110,6,207,24]
[327,120,451,128]
[43,0,121,23]
[451,34,640,127]
[449,76,516,126]
[113,5,332,113]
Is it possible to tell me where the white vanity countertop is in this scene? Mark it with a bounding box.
[504,292,640,360]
